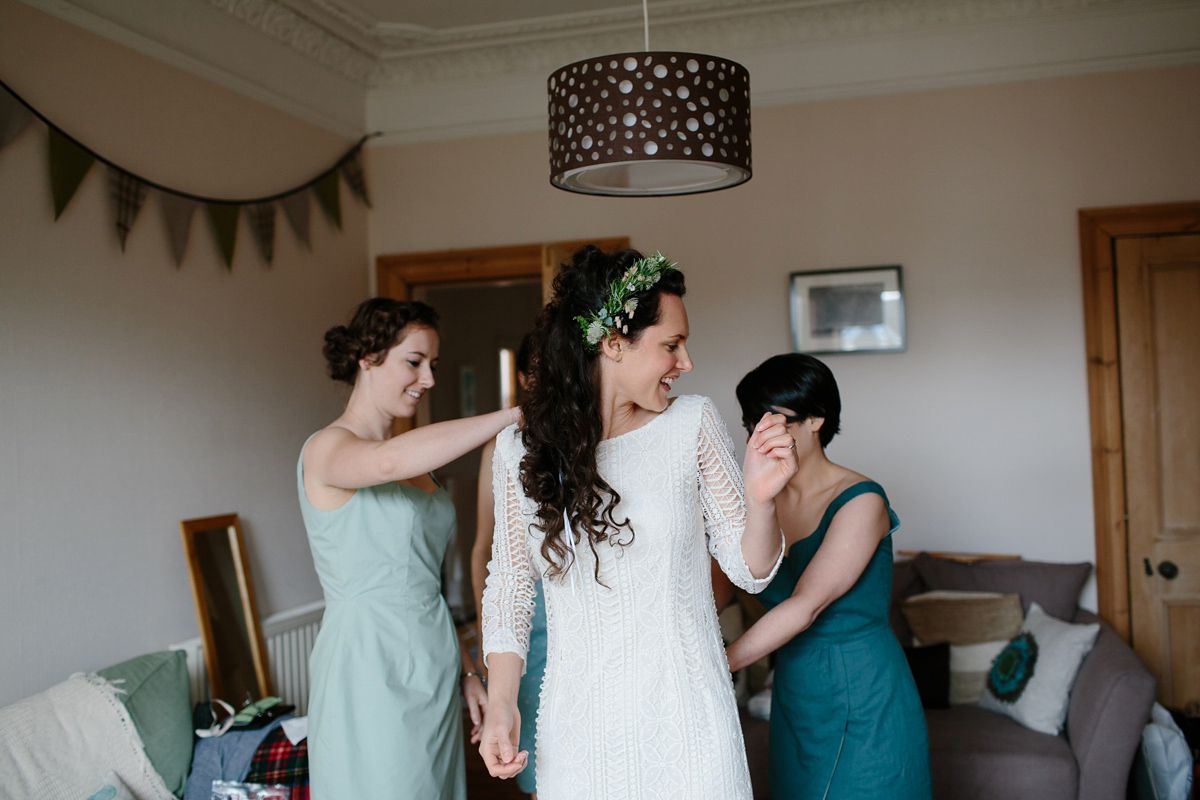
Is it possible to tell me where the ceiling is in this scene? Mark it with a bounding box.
[20,0,1200,142]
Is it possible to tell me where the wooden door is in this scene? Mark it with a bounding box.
[375,237,630,432]
[1116,233,1200,706]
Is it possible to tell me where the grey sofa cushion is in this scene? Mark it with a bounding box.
[913,553,1091,621]
[927,706,1078,800]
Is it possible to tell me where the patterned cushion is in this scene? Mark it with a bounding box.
[978,603,1100,735]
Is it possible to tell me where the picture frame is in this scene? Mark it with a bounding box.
[789,265,906,354]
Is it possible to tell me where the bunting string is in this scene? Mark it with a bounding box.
[0,76,376,268]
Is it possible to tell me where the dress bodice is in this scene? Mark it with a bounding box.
[297,439,455,606]
[760,481,899,647]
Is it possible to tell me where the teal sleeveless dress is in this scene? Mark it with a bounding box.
[759,481,931,800]
[515,583,546,795]
[298,438,465,800]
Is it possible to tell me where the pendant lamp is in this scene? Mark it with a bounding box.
[547,1,751,196]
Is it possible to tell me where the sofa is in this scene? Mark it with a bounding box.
[740,552,1157,800]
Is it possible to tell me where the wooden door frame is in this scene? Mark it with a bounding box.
[1079,201,1200,641]
[375,237,630,430]
[376,238,631,302]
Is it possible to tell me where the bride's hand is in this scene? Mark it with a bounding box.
[743,412,798,504]
[479,701,528,779]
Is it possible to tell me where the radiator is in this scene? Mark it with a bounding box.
[171,599,324,716]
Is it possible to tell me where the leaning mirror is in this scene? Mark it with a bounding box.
[180,513,273,704]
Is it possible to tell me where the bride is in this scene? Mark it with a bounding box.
[478,246,797,798]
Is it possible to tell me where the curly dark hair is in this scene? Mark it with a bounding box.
[519,245,686,581]
[322,297,440,384]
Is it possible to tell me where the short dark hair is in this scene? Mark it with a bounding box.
[322,298,439,384]
[736,353,841,448]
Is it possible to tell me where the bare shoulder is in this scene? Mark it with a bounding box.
[303,425,357,474]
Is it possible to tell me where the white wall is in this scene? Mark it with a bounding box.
[0,0,367,706]
[366,63,1200,613]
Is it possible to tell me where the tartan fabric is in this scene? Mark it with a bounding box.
[107,168,148,251]
[245,726,308,800]
[339,148,370,207]
[244,202,276,264]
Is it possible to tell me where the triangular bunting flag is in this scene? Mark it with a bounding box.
[107,168,148,251]
[340,148,371,208]
[245,202,276,265]
[159,192,199,267]
[48,128,95,219]
[206,202,239,270]
[314,170,341,230]
[0,88,35,152]
[279,191,311,250]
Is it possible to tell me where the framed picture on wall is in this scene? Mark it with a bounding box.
[789,265,906,354]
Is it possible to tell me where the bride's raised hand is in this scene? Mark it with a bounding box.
[743,412,798,504]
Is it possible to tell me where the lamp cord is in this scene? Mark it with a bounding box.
[643,0,650,51]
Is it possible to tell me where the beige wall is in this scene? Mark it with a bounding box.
[0,0,367,706]
[367,63,1200,614]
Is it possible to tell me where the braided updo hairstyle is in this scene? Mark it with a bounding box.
[322,297,439,384]
[520,245,686,581]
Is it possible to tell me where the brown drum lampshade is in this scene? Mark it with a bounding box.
[548,52,752,196]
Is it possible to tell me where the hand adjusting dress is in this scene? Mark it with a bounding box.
[759,481,931,800]
[482,395,783,800]
[298,439,465,800]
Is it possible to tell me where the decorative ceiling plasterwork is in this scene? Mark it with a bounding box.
[21,0,1200,140]
[202,0,1189,87]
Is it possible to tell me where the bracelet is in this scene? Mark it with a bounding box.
[462,670,478,680]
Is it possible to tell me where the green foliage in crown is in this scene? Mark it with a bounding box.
[573,252,679,354]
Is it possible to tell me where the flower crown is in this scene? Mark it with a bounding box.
[574,252,679,354]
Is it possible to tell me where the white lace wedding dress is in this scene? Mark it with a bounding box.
[482,395,783,800]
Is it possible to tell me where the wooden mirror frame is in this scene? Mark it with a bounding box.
[180,513,273,702]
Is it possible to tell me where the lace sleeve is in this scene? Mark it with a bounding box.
[697,398,784,593]
[480,427,538,673]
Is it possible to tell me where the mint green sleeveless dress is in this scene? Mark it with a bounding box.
[759,481,931,800]
[298,438,465,800]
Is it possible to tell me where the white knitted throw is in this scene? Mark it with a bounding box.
[0,673,175,800]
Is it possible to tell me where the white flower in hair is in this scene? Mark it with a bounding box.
[585,319,606,345]
[573,251,678,354]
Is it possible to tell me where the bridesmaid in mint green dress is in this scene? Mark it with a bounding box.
[727,354,931,800]
[299,298,520,799]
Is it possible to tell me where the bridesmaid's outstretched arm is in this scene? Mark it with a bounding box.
[726,493,890,671]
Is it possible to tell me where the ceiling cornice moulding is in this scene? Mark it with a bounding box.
[200,0,1199,87]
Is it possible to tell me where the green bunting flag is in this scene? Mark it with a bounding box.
[314,170,341,230]
[2,78,373,269]
[340,149,370,208]
[279,191,311,250]
[0,88,34,151]
[48,127,95,219]
[245,202,276,264]
[206,202,239,270]
[159,192,199,267]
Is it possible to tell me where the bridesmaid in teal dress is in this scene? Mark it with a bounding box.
[299,298,520,799]
[727,353,931,800]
